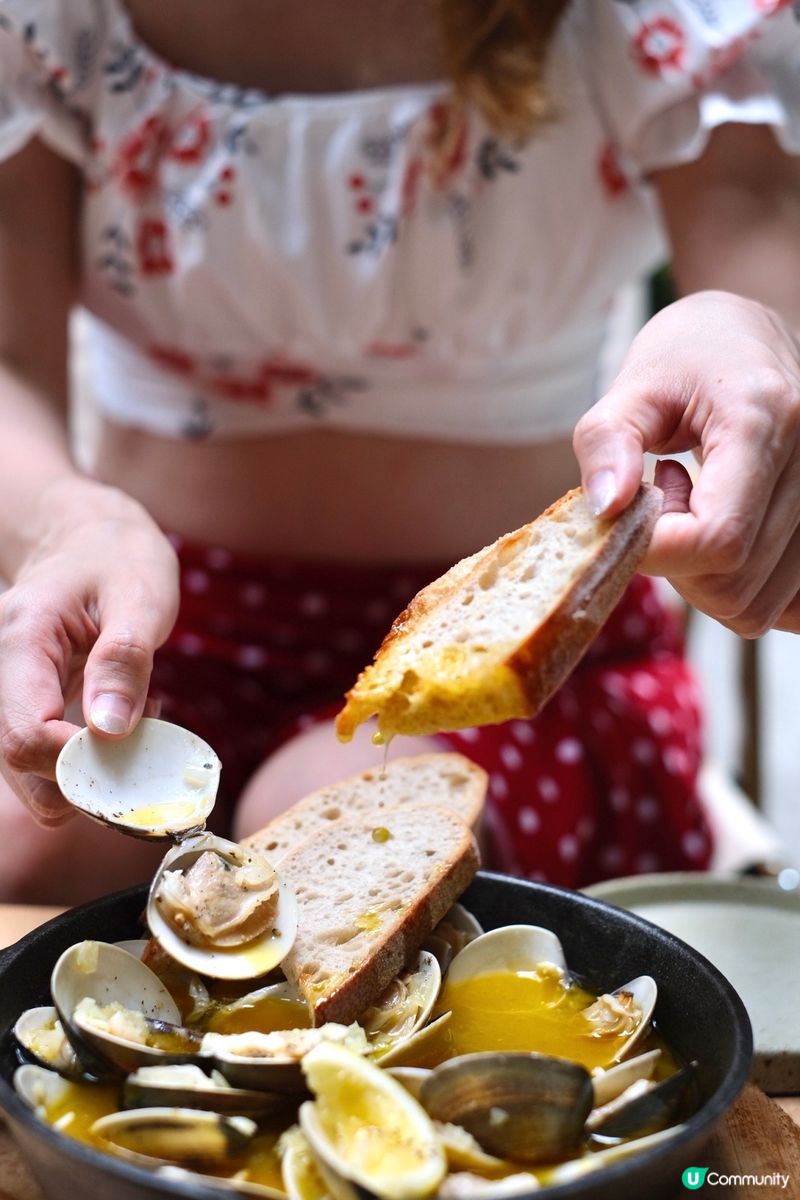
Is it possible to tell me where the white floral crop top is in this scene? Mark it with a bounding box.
[0,0,799,443]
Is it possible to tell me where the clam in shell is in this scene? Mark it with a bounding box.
[55,718,220,839]
[299,1041,447,1200]
[446,925,567,987]
[361,950,442,1065]
[50,941,202,1076]
[420,1052,593,1165]
[13,1007,82,1080]
[147,833,298,981]
[580,976,657,1063]
[122,1063,284,1117]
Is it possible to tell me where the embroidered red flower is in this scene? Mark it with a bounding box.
[137,217,174,276]
[632,18,687,75]
[117,115,170,196]
[169,114,212,165]
[149,344,196,374]
[597,142,628,197]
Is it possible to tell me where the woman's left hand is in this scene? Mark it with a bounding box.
[573,289,800,636]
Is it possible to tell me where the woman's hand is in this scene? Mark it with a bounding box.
[0,478,179,826]
[573,290,800,636]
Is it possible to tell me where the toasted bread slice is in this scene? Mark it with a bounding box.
[242,753,486,863]
[335,485,661,741]
[278,805,480,1025]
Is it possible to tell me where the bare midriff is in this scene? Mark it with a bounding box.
[95,419,579,564]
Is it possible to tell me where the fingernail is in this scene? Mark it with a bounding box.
[90,694,133,735]
[587,469,617,517]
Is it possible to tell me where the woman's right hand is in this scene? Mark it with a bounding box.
[0,478,180,826]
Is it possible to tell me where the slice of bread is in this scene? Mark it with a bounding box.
[335,485,661,741]
[277,805,480,1025]
[242,753,486,863]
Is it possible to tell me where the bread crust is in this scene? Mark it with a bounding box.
[335,484,662,739]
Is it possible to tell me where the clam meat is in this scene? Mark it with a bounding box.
[147,833,298,980]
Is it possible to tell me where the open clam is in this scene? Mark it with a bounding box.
[202,1023,369,1093]
[147,833,298,980]
[13,1007,83,1080]
[580,976,657,1062]
[55,718,220,839]
[299,1041,447,1200]
[446,925,567,986]
[50,941,202,1076]
[361,950,443,1065]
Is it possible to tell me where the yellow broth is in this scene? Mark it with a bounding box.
[416,967,635,1071]
[204,994,311,1036]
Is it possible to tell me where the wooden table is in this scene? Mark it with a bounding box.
[0,907,798,1200]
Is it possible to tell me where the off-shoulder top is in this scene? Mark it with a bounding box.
[0,0,798,443]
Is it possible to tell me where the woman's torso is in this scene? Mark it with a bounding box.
[70,0,658,560]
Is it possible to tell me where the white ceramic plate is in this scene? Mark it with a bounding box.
[584,872,800,1094]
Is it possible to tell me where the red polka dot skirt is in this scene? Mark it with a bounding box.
[151,535,712,886]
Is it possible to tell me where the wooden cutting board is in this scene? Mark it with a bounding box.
[1,1084,798,1200]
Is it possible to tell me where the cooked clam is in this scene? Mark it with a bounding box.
[300,1041,447,1200]
[420,1052,593,1165]
[123,1063,283,1117]
[281,1126,334,1200]
[203,1024,369,1093]
[147,833,298,980]
[590,1048,661,1108]
[446,925,566,987]
[91,1106,257,1168]
[13,1007,82,1080]
[580,976,657,1062]
[55,718,220,839]
[438,1172,541,1197]
[50,941,201,1076]
[361,950,441,1064]
[589,1063,697,1141]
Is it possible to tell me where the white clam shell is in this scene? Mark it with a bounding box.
[13,1007,83,1079]
[446,924,567,986]
[362,951,441,1063]
[14,1063,73,1114]
[581,976,658,1063]
[591,1048,661,1107]
[55,719,220,839]
[50,940,194,1075]
[147,833,298,981]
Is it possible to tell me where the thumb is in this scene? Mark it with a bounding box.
[83,599,169,739]
[573,382,683,518]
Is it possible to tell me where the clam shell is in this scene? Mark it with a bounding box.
[591,1049,661,1108]
[202,1024,369,1094]
[299,1041,447,1200]
[50,941,200,1076]
[91,1106,257,1168]
[580,976,657,1063]
[13,1007,83,1080]
[147,833,298,981]
[589,1063,697,1140]
[420,1052,593,1165]
[122,1063,284,1117]
[14,1063,72,1114]
[55,719,220,839]
[362,951,441,1063]
[446,925,566,986]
